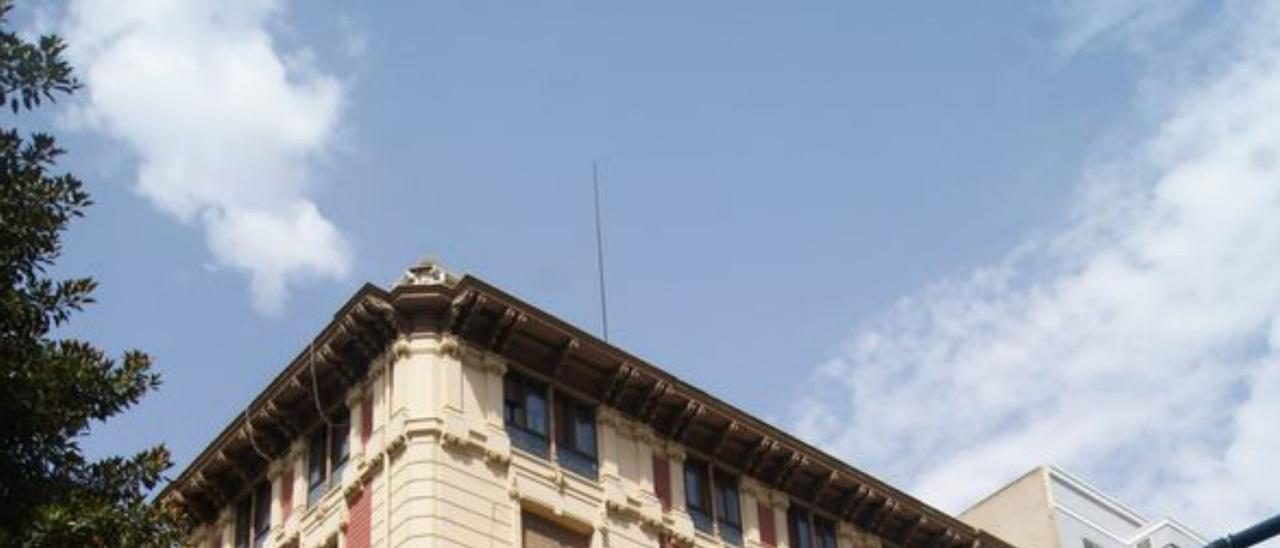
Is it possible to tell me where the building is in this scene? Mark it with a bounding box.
[960,466,1205,548]
[161,260,1013,548]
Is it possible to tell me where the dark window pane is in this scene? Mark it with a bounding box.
[329,407,350,469]
[789,507,813,548]
[307,428,327,485]
[504,373,550,457]
[526,387,547,436]
[557,445,599,479]
[684,461,712,533]
[555,397,573,447]
[509,424,550,457]
[816,518,837,548]
[716,473,742,545]
[553,396,598,478]
[234,497,252,548]
[253,481,271,546]
[573,404,596,456]
[504,378,522,426]
[307,427,327,506]
[504,373,539,432]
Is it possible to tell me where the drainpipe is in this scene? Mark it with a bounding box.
[1205,513,1280,548]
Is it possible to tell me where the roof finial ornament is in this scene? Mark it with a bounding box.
[394,254,457,287]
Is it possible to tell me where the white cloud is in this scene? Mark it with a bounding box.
[796,2,1280,534]
[62,0,350,315]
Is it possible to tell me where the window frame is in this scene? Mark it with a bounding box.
[788,504,841,548]
[814,516,837,548]
[306,405,351,507]
[234,480,272,548]
[251,480,272,547]
[234,495,252,548]
[684,459,714,534]
[503,372,550,457]
[554,393,598,479]
[788,506,815,548]
[502,369,601,479]
[714,471,743,546]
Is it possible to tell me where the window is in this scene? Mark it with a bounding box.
[307,427,327,505]
[234,496,252,548]
[329,406,350,482]
[252,481,271,547]
[504,373,549,457]
[815,517,837,548]
[682,460,742,545]
[502,371,599,479]
[684,460,713,534]
[788,507,814,548]
[235,481,272,548]
[307,406,350,506]
[555,396,598,478]
[715,474,743,546]
[789,507,837,548]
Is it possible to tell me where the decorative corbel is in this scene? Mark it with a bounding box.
[669,400,703,443]
[774,451,805,489]
[744,436,776,476]
[639,381,669,424]
[840,484,871,521]
[548,337,579,378]
[899,515,928,546]
[458,295,486,336]
[487,308,517,350]
[813,469,839,503]
[869,500,901,537]
[602,363,637,407]
[710,420,740,457]
[215,449,251,486]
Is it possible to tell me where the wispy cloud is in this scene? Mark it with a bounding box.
[61,0,350,315]
[796,2,1280,533]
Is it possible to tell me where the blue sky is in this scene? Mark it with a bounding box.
[22,0,1280,537]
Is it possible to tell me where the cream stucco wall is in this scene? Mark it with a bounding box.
[959,467,1057,548]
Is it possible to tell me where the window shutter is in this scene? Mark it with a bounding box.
[758,501,776,546]
[280,465,293,522]
[653,454,671,511]
[344,481,372,548]
[360,392,373,448]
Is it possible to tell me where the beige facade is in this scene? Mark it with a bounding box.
[960,467,1205,548]
[164,261,1010,548]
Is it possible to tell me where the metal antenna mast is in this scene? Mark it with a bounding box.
[593,162,610,341]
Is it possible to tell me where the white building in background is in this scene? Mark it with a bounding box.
[960,466,1206,548]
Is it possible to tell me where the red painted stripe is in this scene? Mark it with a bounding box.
[653,455,671,512]
[758,501,776,547]
[280,466,293,522]
[345,481,372,548]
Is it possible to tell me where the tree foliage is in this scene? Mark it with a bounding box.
[0,1,183,545]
